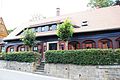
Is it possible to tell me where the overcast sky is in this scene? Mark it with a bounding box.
[0,0,89,30]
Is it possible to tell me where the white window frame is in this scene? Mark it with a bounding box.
[47,41,59,50]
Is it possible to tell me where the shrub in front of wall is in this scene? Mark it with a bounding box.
[45,49,120,65]
[114,49,120,64]
[3,51,41,63]
[0,53,4,60]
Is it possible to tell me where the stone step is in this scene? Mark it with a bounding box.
[34,71,46,75]
[36,64,44,67]
[36,65,44,68]
[36,69,44,72]
[35,62,45,73]
[36,68,44,70]
[36,65,44,67]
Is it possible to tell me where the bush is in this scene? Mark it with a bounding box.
[45,49,120,65]
[0,53,4,60]
[1,51,41,63]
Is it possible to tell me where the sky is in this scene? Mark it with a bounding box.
[0,0,90,30]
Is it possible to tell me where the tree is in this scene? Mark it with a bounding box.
[21,29,36,51]
[57,18,74,50]
[88,0,114,8]
[114,0,120,5]
[8,28,16,34]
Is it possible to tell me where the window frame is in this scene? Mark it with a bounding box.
[47,41,59,50]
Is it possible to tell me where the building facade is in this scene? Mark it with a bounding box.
[0,17,8,52]
[3,6,120,60]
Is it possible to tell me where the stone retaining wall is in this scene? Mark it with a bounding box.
[0,60,36,72]
[45,64,120,80]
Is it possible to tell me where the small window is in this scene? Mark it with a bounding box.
[38,27,41,32]
[41,27,45,32]
[10,48,14,52]
[33,46,38,51]
[44,26,49,32]
[49,43,57,50]
[116,38,120,48]
[99,39,112,49]
[34,28,38,32]
[31,28,35,32]
[1,46,5,52]
[81,21,88,27]
[60,44,64,50]
[82,21,87,23]
[118,41,120,48]
[51,24,57,30]
[49,26,52,31]
[20,47,25,51]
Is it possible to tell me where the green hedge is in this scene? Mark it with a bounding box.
[45,49,120,65]
[0,53,4,60]
[0,51,41,63]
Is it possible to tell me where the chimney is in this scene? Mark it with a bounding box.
[56,8,60,16]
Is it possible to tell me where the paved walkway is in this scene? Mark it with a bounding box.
[0,69,70,80]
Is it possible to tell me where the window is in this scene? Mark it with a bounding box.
[81,21,88,27]
[68,41,80,50]
[20,47,25,51]
[49,43,57,50]
[85,42,93,49]
[82,40,95,49]
[38,27,42,32]
[33,46,38,52]
[44,26,49,32]
[10,48,14,52]
[103,41,110,48]
[1,46,5,52]
[34,28,38,32]
[82,21,87,23]
[41,27,45,32]
[49,26,52,31]
[59,41,65,50]
[51,24,57,30]
[60,44,64,50]
[116,37,120,48]
[118,41,120,48]
[98,39,112,49]
[31,28,35,32]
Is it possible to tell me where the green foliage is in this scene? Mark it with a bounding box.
[8,29,13,34]
[57,18,74,42]
[0,51,41,63]
[21,29,36,50]
[7,28,16,34]
[45,49,120,65]
[88,0,114,8]
[0,53,4,60]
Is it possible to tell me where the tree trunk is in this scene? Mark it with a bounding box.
[29,46,32,51]
[65,41,68,50]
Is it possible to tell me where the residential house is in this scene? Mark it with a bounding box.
[0,17,8,52]
[3,6,120,60]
